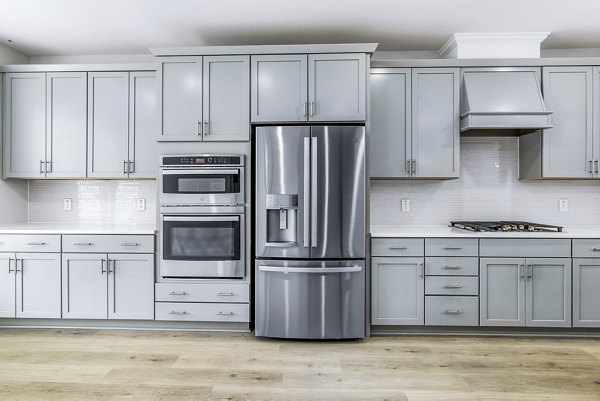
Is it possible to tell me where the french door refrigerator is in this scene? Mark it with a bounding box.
[255,125,366,339]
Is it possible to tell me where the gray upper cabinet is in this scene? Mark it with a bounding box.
[88,72,130,178]
[251,54,308,122]
[3,73,47,178]
[370,68,411,178]
[308,53,366,121]
[129,71,157,178]
[526,258,571,327]
[157,56,203,141]
[480,258,526,327]
[203,56,250,141]
[46,72,87,178]
[573,258,600,327]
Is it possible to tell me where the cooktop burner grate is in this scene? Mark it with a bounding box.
[450,221,563,232]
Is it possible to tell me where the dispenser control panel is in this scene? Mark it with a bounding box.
[266,194,298,209]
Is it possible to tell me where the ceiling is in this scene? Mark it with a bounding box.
[2,0,600,56]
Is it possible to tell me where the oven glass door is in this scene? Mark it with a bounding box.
[162,169,240,196]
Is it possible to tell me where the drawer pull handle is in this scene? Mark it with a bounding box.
[27,242,46,246]
[443,266,462,270]
[389,246,408,250]
[592,248,600,252]
[121,243,140,247]
[74,242,93,246]
[444,310,462,315]
[217,312,234,316]
[443,247,462,250]
[443,284,464,289]
[169,311,187,315]
[169,291,187,296]
[217,292,234,296]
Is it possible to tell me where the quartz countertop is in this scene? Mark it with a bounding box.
[0,223,157,235]
[370,225,600,239]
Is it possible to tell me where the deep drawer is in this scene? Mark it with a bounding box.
[0,234,61,253]
[425,238,478,257]
[62,235,154,253]
[425,276,479,295]
[425,257,479,276]
[155,302,250,322]
[371,238,424,257]
[479,239,571,258]
[573,239,600,258]
[155,283,250,303]
[425,296,479,326]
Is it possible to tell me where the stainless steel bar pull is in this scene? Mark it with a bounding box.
[8,258,14,273]
[121,243,140,247]
[596,160,599,174]
[593,247,600,252]
[40,160,45,175]
[519,264,525,279]
[303,137,310,248]
[169,291,187,296]
[590,160,594,173]
[444,310,463,315]
[204,121,209,135]
[75,242,93,246]
[123,160,128,174]
[443,284,464,289]
[406,160,411,175]
[101,259,107,275]
[443,247,462,250]
[197,120,202,136]
[15,259,22,273]
[217,311,234,316]
[258,265,362,274]
[217,292,234,296]
[389,246,407,250]
[309,101,315,117]
[311,136,318,248]
[169,310,187,315]
[302,102,308,117]
[27,242,46,246]
[444,266,462,270]
[412,159,416,175]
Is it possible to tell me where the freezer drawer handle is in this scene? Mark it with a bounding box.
[442,284,464,289]
[169,311,187,315]
[217,311,234,316]
[443,265,462,270]
[169,291,187,296]
[27,242,46,246]
[444,310,463,315]
[258,265,363,274]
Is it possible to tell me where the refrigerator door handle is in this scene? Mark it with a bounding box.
[311,136,318,248]
[303,137,310,248]
[258,265,363,274]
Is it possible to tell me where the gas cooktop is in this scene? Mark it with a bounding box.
[450,221,563,233]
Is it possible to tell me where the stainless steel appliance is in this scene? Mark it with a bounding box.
[255,125,366,339]
[450,221,563,232]
[159,155,245,279]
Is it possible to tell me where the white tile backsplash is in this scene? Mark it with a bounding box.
[28,180,156,225]
[370,137,600,226]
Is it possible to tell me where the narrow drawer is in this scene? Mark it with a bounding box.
[573,239,600,258]
[425,296,479,326]
[479,239,571,258]
[63,235,154,253]
[371,238,424,257]
[155,302,249,322]
[155,283,249,303]
[0,234,61,253]
[425,238,478,257]
[425,276,479,295]
[425,257,479,276]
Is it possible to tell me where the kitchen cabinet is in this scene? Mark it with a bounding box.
[251,53,366,122]
[158,56,249,141]
[108,253,154,320]
[573,258,600,327]
[61,254,107,319]
[480,257,571,327]
[16,253,62,318]
[369,68,459,179]
[0,254,15,317]
[128,71,157,178]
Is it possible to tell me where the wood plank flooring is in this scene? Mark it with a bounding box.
[0,329,599,400]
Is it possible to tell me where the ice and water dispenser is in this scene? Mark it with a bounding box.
[265,194,298,245]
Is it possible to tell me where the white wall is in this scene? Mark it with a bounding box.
[0,43,29,224]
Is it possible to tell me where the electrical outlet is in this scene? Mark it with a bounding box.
[136,198,147,211]
[401,199,411,212]
[63,198,72,211]
[559,199,568,212]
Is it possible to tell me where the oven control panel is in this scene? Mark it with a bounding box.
[161,155,243,166]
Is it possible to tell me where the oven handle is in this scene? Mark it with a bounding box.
[161,169,239,175]
[163,216,240,222]
[258,265,362,274]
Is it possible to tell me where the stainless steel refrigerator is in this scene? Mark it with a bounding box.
[255,125,366,339]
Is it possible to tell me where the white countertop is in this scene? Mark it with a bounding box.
[0,223,157,235]
[370,225,600,239]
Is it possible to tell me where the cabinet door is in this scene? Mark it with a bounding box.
[525,258,571,327]
[157,56,203,141]
[203,56,250,142]
[16,253,61,318]
[46,72,87,178]
[411,68,460,178]
[308,53,366,121]
[480,258,526,326]
[370,68,411,178]
[62,254,108,319]
[108,253,154,320]
[3,73,47,178]
[251,55,307,122]
[0,253,16,317]
[593,67,600,175]
[87,72,130,178]
[129,72,157,178]
[573,258,600,327]
[371,257,424,325]
[542,67,593,178]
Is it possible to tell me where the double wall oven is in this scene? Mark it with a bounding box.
[159,155,245,279]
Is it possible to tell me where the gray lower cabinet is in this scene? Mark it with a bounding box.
[526,258,572,327]
[17,253,62,318]
[62,254,107,319]
[480,258,527,326]
[0,253,16,317]
[371,257,424,325]
[573,258,600,327]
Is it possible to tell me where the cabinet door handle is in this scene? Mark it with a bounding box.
[15,259,22,273]
[121,243,140,247]
[204,121,209,135]
[527,264,533,280]
[444,310,462,315]
[169,291,187,296]
[418,263,424,279]
[169,310,187,315]
[40,160,45,175]
[309,101,315,117]
[217,311,234,316]
[217,292,234,297]
[8,258,14,273]
[589,160,594,173]
[406,160,411,174]
[107,259,115,274]
[412,159,416,175]
[101,259,107,275]
[592,248,600,252]
[46,160,52,173]
[302,102,308,117]
[596,160,599,174]
[123,160,128,174]
[27,242,46,246]
[443,284,464,289]
[443,265,462,270]
[443,247,463,250]
[519,264,525,279]
[197,120,202,136]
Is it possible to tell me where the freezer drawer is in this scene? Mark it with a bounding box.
[255,259,365,339]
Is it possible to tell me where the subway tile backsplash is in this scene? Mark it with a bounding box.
[370,137,600,226]
[28,180,156,225]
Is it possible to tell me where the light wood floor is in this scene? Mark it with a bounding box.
[0,329,599,400]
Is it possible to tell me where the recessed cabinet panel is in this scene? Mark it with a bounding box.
[108,253,154,320]
[129,72,157,178]
[62,254,108,319]
[0,253,16,317]
[526,258,571,327]
[15,253,61,319]
[480,258,526,326]
[573,258,600,327]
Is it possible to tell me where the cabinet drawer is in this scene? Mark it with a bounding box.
[425,257,479,276]
[155,283,249,303]
[425,276,479,295]
[425,238,478,257]
[62,235,154,253]
[0,234,61,253]
[573,239,600,258]
[479,239,570,258]
[425,296,479,326]
[155,302,249,322]
[371,238,424,257]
